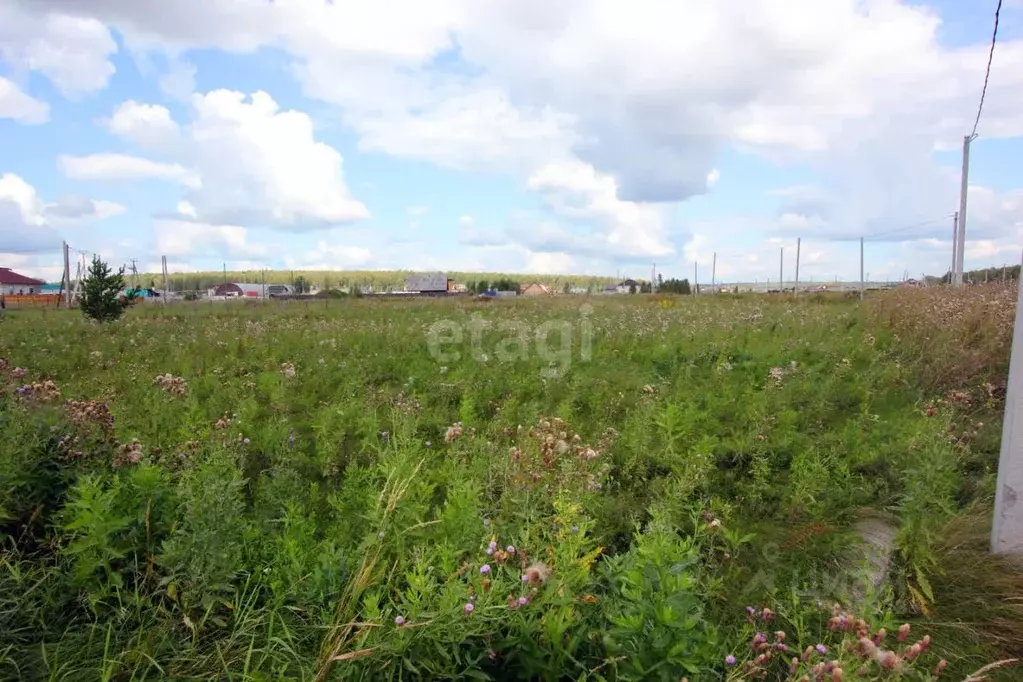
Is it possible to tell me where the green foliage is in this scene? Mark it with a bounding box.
[79,256,126,323]
[0,290,1017,679]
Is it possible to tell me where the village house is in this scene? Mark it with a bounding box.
[519,283,553,296]
[209,282,269,298]
[0,267,46,295]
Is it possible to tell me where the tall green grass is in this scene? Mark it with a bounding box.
[0,291,1016,680]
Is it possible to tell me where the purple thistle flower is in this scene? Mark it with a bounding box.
[480,564,491,575]
[488,540,497,550]
[394,615,405,626]
[505,545,515,554]
[486,546,495,555]
[464,603,474,614]
[726,655,736,667]
[521,574,529,583]
[815,644,827,655]
[746,606,755,615]
[518,597,528,606]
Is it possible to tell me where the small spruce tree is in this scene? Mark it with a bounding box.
[80,256,126,322]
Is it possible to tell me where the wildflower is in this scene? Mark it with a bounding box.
[483,518,490,527]
[935,659,948,676]
[378,531,386,539]
[242,438,251,445]
[394,615,405,626]
[486,546,495,555]
[518,596,528,606]
[480,564,491,575]
[761,607,775,621]
[523,562,551,585]
[815,644,827,656]
[505,545,515,555]
[725,655,736,667]
[425,440,432,447]
[464,603,474,614]
[521,574,529,583]
[790,658,800,674]
[897,623,910,642]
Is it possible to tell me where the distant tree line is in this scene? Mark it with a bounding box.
[465,278,522,294]
[936,264,1020,285]
[658,278,692,295]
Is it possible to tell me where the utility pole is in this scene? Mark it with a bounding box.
[62,241,71,307]
[951,212,959,283]
[993,274,1023,555]
[161,256,169,305]
[859,237,865,299]
[955,135,975,287]
[794,237,801,296]
[779,247,784,292]
[694,261,698,295]
[711,253,717,292]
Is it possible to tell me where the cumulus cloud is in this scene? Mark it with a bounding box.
[0,173,120,252]
[45,195,127,223]
[0,3,117,95]
[154,218,268,259]
[105,100,181,151]
[0,76,49,124]
[91,90,370,230]
[59,153,200,186]
[7,0,1023,273]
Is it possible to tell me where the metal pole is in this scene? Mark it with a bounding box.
[794,237,801,295]
[951,212,959,283]
[993,273,1023,554]
[859,237,865,299]
[162,255,169,305]
[711,253,717,292]
[955,135,973,286]
[779,247,784,292]
[694,261,698,295]
[62,241,71,306]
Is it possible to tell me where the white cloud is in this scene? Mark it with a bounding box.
[0,76,49,124]
[0,173,122,253]
[44,195,127,223]
[105,100,180,151]
[0,3,117,96]
[97,90,370,230]
[283,238,374,270]
[154,218,268,259]
[8,0,1023,274]
[526,160,674,258]
[59,153,201,186]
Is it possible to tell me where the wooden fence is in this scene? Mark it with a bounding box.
[1,294,66,309]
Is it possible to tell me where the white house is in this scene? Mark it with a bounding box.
[0,268,46,295]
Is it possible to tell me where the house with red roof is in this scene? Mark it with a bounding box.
[0,267,46,295]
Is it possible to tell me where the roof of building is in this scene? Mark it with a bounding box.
[618,279,639,287]
[0,268,46,286]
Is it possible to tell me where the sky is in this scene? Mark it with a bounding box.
[1,0,1022,285]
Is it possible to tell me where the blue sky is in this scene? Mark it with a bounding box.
[1,0,1021,284]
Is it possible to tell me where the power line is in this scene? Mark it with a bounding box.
[863,214,955,241]
[971,0,1002,139]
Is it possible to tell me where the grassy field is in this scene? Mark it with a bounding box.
[1,288,1021,680]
